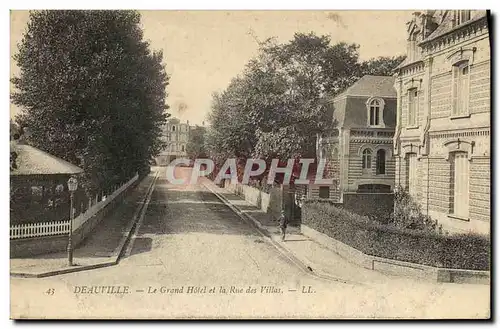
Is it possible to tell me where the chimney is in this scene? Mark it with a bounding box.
[187,120,189,125]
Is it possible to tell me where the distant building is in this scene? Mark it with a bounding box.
[312,75,397,201]
[155,117,191,165]
[393,10,490,234]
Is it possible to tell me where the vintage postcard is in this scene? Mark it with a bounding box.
[9,9,491,319]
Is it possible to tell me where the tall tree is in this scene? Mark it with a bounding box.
[249,34,360,160]
[10,119,19,140]
[359,55,406,76]
[11,10,169,192]
[206,33,361,163]
[186,125,207,160]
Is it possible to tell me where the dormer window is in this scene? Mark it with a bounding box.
[454,10,471,26]
[366,97,385,127]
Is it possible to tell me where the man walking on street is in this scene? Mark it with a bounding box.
[278,209,288,242]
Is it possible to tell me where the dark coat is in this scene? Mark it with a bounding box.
[278,213,288,228]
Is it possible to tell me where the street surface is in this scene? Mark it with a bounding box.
[10,167,490,319]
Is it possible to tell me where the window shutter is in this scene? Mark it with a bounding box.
[452,67,459,116]
[453,153,469,217]
[408,89,418,126]
[414,90,419,124]
[461,66,469,115]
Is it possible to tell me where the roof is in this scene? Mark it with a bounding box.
[10,141,84,176]
[395,11,488,71]
[335,75,396,100]
[394,57,413,70]
[421,10,487,45]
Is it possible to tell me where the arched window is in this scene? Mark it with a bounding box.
[369,99,380,126]
[362,149,372,169]
[172,125,176,132]
[376,149,386,175]
[366,98,385,127]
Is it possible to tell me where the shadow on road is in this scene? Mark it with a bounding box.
[127,187,262,257]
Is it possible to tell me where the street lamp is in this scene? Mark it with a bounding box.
[67,176,78,266]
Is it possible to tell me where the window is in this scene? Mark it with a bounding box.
[318,186,330,199]
[362,149,372,169]
[181,145,185,152]
[172,125,176,132]
[406,153,417,197]
[376,149,386,175]
[408,88,418,126]
[451,152,469,218]
[368,99,381,126]
[455,10,471,26]
[452,61,470,116]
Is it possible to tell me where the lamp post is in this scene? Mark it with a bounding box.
[67,176,78,266]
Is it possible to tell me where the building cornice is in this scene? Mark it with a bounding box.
[419,16,489,54]
[332,94,397,103]
[397,60,425,77]
[350,138,393,144]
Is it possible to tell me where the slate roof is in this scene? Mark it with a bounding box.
[335,75,396,99]
[421,10,487,45]
[395,10,488,70]
[394,57,412,70]
[10,141,83,176]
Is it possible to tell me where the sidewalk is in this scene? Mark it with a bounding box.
[10,172,157,278]
[201,179,392,285]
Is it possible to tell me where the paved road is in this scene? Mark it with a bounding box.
[10,167,490,319]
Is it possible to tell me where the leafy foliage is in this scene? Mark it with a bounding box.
[10,119,20,140]
[359,55,406,76]
[303,200,489,270]
[11,10,169,193]
[186,125,207,160]
[205,32,404,164]
[390,185,442,233]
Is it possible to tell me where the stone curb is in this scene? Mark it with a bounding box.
[301,224,491,285]
[10,171,159,279]
[201,181,360,286]
[116,171,159,260]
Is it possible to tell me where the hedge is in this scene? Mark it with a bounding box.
[302,201,490,270]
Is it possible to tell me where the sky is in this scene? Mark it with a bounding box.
[9,10,413,125]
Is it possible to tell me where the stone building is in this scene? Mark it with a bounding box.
[155,117,191,165]
[393,10,490,234]
[312,75,397,202]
